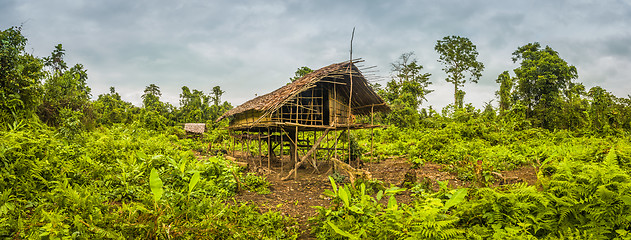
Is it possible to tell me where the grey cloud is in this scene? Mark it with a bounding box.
[2,0,630,109]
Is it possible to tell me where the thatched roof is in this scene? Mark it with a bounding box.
[217,60,389,122]
[184,123,206,134]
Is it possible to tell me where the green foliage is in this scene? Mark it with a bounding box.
[379,52,432,128]
[289,66,313,82]
[177,85,231,127]
[0,26,45,125]
[93,87,138,126]
[311,177,464,239]
[38,45,94,129]
[509,42,579,129]
[496,71,514,114]
[0,123,297,239]
[455,156,631,239]
[243,173,271,194]
[149,168,164,206]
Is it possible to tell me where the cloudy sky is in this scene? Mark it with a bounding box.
[2,0,630,110]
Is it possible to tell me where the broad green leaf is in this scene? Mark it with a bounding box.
[136,151,148,160]
[444,188,468,210]
[387,195,398,210]
[327,221,358,240]
[188,171,201,195]
[323,190,336,198]
[349,205,364,214]
[360,183,366,196]
[328,176,338,194]
[149,168,163,203]
[384,186,406,196]
[339,186,350,208]
[376,190,384,201]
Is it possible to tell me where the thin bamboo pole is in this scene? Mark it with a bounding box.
[371,105,374,162]
[312,129,318,173]
[231,131,235,156]
[258,130,262,167]
[347,29,355,166]
[280,127,284,174]
[294,126,298,180]
[267,128,271,169]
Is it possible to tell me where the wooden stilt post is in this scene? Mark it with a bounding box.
[240,132,244,157]
[334,130,338,162]
[294,126,298,180]
[371,105,374,162]
[258,130,262,167]
[245,133,251,159]
[231,131,235,156]
[267,128,271,169]
[280,128,284,174]
[347,29,355,167]
[313,129,317,170]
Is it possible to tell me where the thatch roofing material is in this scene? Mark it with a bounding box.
[184,123,206,134]
[217,60,389,122]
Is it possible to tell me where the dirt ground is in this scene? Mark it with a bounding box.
[214,152,538,239]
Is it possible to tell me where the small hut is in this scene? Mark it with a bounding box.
[184,123,206,134]
[217,60,389,180]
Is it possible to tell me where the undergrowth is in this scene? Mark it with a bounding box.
[0,122,297,239]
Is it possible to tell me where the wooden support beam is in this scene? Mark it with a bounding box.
[280,127,284,174]
[267,128,271,169]
[282,128,331,181]
[371,105,374,162]
[258,130,262,167]
[294,126,298,180]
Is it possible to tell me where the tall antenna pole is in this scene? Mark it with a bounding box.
[347,27,355,165]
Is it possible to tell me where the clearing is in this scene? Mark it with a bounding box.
[205,152,538,239]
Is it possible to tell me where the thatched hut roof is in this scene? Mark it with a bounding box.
[184,123,206,134]
[217,60,389,122]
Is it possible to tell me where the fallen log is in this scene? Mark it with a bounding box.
[224,156,248,169]
[330,157,372,187]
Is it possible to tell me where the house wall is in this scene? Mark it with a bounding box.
[230,83,354,128]
[230,110,271,127]
[328,88,351,125]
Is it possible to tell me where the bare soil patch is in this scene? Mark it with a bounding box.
[202,152,539,239]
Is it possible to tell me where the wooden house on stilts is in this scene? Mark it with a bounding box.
[217,60,389,180]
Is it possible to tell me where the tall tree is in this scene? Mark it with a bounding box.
[495,71,514,114]
[211,86,225,106]
[142,84,162,110]
[0,26,45,124]
[511,42,578,129]
[43,44,68,74]
[38,44,93,128]
[435,36,485,108]
[381,52,432,127]
[388,52,433,110]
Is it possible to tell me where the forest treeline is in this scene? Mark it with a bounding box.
[372,37,631,133]
[3,26,630,134]
[1,26,232,134]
